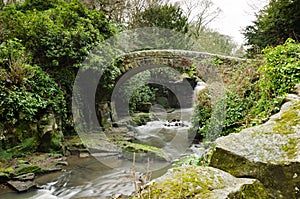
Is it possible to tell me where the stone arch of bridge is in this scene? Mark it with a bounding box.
[117,49,222,80]
[109,50,228,113]
[98,49,242,127]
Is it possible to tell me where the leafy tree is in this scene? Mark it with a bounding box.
[0,39,66,151]
[130,4,189,34]
[0,0,116,70]
[0,0,117,129]
[243,0,300,55]
[81,0,165,25]
[255,38,300,116]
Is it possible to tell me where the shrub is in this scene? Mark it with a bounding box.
[192,39,300,139]
[0,39,66,151]
[254,38,300,118]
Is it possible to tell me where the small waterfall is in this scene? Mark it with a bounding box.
[193,81,207,102]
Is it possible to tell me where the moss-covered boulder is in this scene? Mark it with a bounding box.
[210,99,300,198]
[130,112,156,126]
[134,165,268,198]
[117,141,170,162]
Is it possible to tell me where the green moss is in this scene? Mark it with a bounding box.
[0,167,14,174]
[282,138,298,158]
[131,113,154,126]
[64,135,86,149]
[135,166,240,198]
[273,101,300,134]
[132,117,147,126]
[142,166,215,198]
[15,164,41,175]
[227,181,269,199]
[116,141,169,161]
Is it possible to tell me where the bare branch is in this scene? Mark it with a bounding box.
[178,0,221,39]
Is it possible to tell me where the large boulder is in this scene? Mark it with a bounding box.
[210,99,300,198]
[135,165,268,198]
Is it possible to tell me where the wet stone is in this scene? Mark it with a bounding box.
[13,173,35,181]
[7,180,36,192]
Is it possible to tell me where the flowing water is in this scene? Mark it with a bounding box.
[0,109,199,199]
[0,83,207,199]
[0,153,171,199]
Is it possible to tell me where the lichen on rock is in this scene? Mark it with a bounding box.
[132,165,268,199]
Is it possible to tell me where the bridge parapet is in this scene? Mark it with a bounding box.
[117,50,245,82]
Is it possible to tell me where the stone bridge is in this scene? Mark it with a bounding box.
[109,50,244,111]
[116,49,243,82]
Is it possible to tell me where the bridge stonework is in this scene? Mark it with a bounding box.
[117,50,244,82]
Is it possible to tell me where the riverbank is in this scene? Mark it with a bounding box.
[0,153,67,193]
[0,133,88,193]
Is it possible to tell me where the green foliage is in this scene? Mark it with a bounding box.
[8,137,39,157]
[172,154,202,166]
[130,85,156,112]
[0,39,66,152]
[22,0,60,11]
[259,39,300,100]
[0,0,116,96]
[128,3,192,50]
[194,60,258,136]
[0,0,116,69]
[192,39,300,138]
[172,149,214,167]
[192,30,238,56]
[191,88,212,138]
[0,39,66,123]
[243,0,300,55]
[115,70,158,112]
[131,3,189,34]
[186,62,196,78]
[0,0,117,132]
[0,47,64,123]
[0,149,12,162]
[253,39,300,118]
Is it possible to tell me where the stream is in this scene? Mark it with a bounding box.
[0,81,208,199]
[0,108,204,199]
